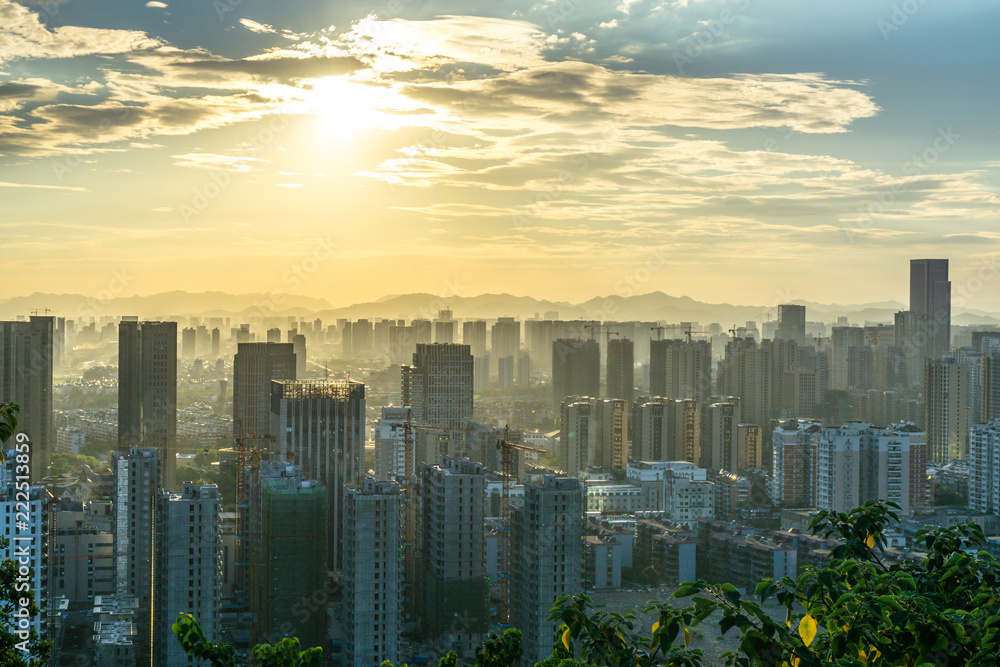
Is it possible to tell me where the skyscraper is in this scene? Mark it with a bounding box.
[0,315,54,481]
[343,479,403,667]
[113,447,161,667]
[630,397,700,463]
[910,258,951,360]
[595,398,628,471]
[118,320,177,490]
[270,379,365,570]
[418,457,489,648]
[511,476,583,666]
[776,304,807,345]
[649,339,712,403]
[925,357,970,462]
[153,483,220,667]
[463,320,488,356]
[830,326,864,391]
[233,342,296,437]
[560,398,596,477]
[247,462,328,650]
[401,343,474,429]
[552,338,600,409]
[606,338,634,403]
[181,326,196,357]
[491,317,520,371]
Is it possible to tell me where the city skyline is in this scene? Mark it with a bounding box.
[2,1,999,307]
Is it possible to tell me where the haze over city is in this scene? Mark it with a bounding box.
[4,2,1000,667]
[2,0,1000,306]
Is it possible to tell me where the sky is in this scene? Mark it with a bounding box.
[1,0,999,311]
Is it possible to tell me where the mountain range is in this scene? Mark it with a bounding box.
[2,291,998,326]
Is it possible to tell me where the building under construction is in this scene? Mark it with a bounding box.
[247,462,328,651]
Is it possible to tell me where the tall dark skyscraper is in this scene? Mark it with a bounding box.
[776,304,807,345]
[0,315,54,482]
[232,342,296,437]
[401,343,474,429]
[118,320,177,490]
[910,258,951,360]
[552,338,600,408]
[606,338,634,403]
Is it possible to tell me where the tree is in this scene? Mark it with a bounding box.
[173,613,322,667]
[0,403,50,666]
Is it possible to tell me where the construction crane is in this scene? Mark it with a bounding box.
[650,324,666,341]
[31,308,52,316]
[683,325,710,344]
[495,426,547,626]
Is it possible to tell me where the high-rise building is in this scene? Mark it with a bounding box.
[814,423,926,513]
[491,317,520,371]
[970,420,1000,514]
[118,320,177,490]
[266,327,281,344]
[1,482,47,642]
[270,379,365,570]
[560,398,596,477]
[0,315,54,481]
[830,326,864,391]
[247,463,328,650]
[910,259,951,360]
[630,397,700,464]
[343,479,403,667]
[649,339,712,403]
[113,447,161,666]
[983,355,1000,423]
[517,351,531,388]
[498,355,515,390]
[707,400,740,472]
[606,338,635,403]
[233,342,296,437]
[552,339,600,409]
[736,423,762,473]
[770,420,820,507]
[419,457,489,647]
[434,319,455,344]
[511,476,583,666]
[292,333,307,377]
[925,357,970,462]
[153,483,220,667]
[595,398,628,471]
[401,344,474,429]
[181,327,196,358]
[776,304,807,345]
[211,327,220,356]
[374,406,410,482]
[463,320,488,357]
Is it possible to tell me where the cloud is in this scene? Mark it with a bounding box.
[171,153,269,172]
[172,55,364,83]
[0,181,86,191]
[145,1,167,7]
[239,18,276,34]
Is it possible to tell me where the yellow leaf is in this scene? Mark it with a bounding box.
[791,657,801,667]
[798,614,818,647]
[865,533,876,548]
[683,627,691,648]
[561,627,571,651]
[786,607,792,628]
[651,621,660,635]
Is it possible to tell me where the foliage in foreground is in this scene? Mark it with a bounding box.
[177,500,1000,666]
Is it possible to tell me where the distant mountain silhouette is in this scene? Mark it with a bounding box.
[0,290,996,325]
